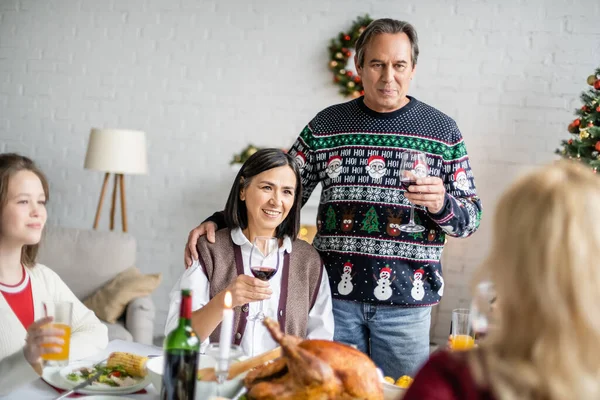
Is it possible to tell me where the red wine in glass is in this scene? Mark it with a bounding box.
[250,266,277,281]
[400,178,417,191]
[248,236,279,322]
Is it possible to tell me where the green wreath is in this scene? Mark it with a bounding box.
[328,15,373,98]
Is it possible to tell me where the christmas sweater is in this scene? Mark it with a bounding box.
[289,96,482,307]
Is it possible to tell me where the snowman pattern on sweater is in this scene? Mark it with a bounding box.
[374,266,395,301]
[337,261,355,296]
[410,269,425,301]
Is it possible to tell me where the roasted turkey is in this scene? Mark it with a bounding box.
[243,318,383,400]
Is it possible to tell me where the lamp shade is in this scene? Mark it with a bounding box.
[84,128,148,174]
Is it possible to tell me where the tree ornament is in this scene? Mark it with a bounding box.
[574,118,581,126]
[596,141,600,152]
[589,122,594,127]
[568,123,578,133]
[328,15,373,97]
[580,129,590,139]
[351,91,361,99]
[595,80,600,90]
[587,75,597,86]
[582,105,589,112]
[592,151,599,157]
[597,106,600,112]
[347,81,355,88]
[568,139,574,145]
[354,76,361,83]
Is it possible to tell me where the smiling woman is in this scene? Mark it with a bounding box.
[165,149,335,358]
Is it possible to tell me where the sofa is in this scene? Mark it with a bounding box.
[37,226,156,345]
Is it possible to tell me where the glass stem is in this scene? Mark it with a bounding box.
[409,204,416,225]
[259,299,265,317]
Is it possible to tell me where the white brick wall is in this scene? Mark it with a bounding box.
[1,0,599,343]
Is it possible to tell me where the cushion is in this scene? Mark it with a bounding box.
[83,266,161,324]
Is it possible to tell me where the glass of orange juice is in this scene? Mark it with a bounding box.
[42,301,72,367]
[450,308,475,351]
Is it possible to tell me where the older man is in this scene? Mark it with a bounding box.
[185,18,482,378]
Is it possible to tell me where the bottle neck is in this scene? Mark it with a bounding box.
[178,294,192,327]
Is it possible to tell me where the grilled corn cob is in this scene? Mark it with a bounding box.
[107,351,148,377]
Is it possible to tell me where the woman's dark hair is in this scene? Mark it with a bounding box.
[0,153,49,267]
[224,148,302,240]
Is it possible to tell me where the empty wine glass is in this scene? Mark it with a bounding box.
[205,343,244,398]
[248,236,279,322]
[399,150,429,233]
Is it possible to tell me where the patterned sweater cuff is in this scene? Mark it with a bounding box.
[428,193,454,224]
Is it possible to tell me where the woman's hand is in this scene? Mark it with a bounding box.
[224,275,272,308]
[23,316,65,368]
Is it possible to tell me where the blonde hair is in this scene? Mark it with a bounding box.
[470,160,600,400]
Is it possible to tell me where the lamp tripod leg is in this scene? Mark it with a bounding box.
[119,174,128,232]
[93,173,110,229]
[110,174,118,231]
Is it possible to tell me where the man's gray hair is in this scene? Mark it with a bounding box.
[354,19,419,68]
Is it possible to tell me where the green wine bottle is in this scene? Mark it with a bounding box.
[161,289,200,400]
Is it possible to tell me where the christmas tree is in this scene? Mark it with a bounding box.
[325,206,337,231]
[556,67,600,169]
[360,206,380,233]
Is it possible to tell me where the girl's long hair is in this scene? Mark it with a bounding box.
[0,153,49,267]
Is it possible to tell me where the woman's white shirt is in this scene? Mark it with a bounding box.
[165,228,334,356]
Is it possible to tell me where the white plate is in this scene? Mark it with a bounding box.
[76,397,133,400]
[41,362,150,395]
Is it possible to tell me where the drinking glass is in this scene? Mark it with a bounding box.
[205,343,244,399]
[399,150,428,233]
[450,308,475,351]
[248,236,279,321]
[41,301,73,367]
[470,281,497,342]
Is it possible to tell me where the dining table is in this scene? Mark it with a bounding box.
[4,339,162,400]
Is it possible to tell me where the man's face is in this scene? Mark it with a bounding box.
[355,32,416,113]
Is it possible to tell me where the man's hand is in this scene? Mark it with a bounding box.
[185,222,218,268]
[23,316,65,368]
[224,275,272,308]
[404,177,446,214]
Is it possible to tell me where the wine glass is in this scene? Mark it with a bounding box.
[470,281,497,343]
[205,343,244,398]
[248,236,279,322]
[399,150,429,233]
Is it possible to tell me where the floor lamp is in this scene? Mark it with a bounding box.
[84,128,148,232]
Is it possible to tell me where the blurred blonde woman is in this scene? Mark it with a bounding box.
[404,160,600,400]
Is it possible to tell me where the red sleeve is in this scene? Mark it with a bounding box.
[403,350,489,400]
